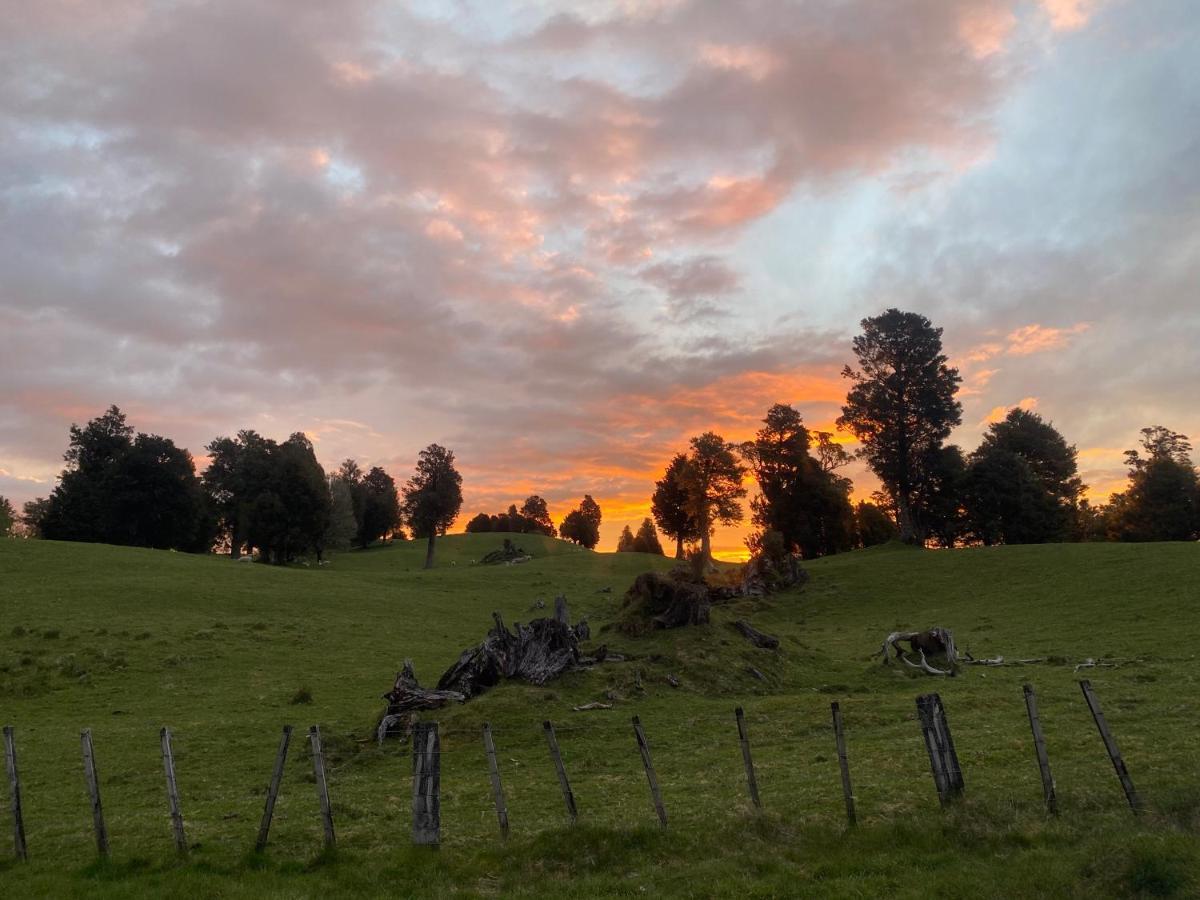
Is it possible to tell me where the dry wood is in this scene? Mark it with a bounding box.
[734,707,761,809]
[830,703,856,826]
[3,726,27,861]
[1079,679,1143,814]
[632,716,667,827]
[481,723,509,839]
[879,629,957,675]
[543,720,577,824]
[732,620,779,650]
[308,726,337,849]
[255,725,292,852]
[411,722,441,846]
[1022,685,1057,815]
[80,729,109,857]
[916,693,963,806]
[572,702,613,711]
[159,727,187,853]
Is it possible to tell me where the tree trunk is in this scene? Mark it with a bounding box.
[897,496,917,544]
[674,536,684,560]
[424,532,436,569]
[230,542,241,560]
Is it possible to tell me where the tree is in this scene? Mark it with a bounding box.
[41,406,213,551]
[324,475,358,551]
[21,498,49,538]
[678,432,747,568]
[402,444,463,569]
[919,444,968,548]
[651,454,701,559]
[559,495,602,549]
[0,496,15,537]
[1108,427,1199,542]
[616,524,637,552]
[464,512,493,533]
[741,404,855,559]
[961,410,1082,545]
[204,431,277,558]
[838,309,962,543]
[520,495,557,536]
[357,466,401,548]
[633,517,664,555]
[855,501,897,547]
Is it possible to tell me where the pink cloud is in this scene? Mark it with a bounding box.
[1006,323,1091,356]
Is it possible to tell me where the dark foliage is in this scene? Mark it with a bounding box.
[651,453,703,559]
[402,444,463,569]
[559,494,602,549]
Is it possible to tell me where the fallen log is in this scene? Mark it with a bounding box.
[732,619,780,650]
[377,660,466,742]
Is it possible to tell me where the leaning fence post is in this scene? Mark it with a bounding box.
[308,726,336,850]
[80,728,110,857]
[543,720,577,824]
[411,722,441,846]
[734,707,761,809]
[632,716,667,827]
[1079,679,1142,814]
[830,702,857,826]
[1022,685,1057,815]
[3,726,27,861]
[255,725,293,852]
[482,722,509,839]
[916,693,963,807]
[159,727,187,853]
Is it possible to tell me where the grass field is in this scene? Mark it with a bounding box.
[1,534,1198,898]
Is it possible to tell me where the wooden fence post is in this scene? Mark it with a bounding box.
[308,726,336,850]
[255,725,293,852]
[916,693,963,807]
[411,722,441,846]
[1079,679,1143,814]
[482,723,509,839]
[3,726,27,861]
[543,720,577,824]
[632,716,667,827]
[1022,685,1057,815]
[830,702,857,827]
[734,707,761,809]
[80,728,109,857]
[159,727,187,853]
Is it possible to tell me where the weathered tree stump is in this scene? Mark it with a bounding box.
[619,572,711,634]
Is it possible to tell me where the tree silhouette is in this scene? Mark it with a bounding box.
[838,309,962,543]
[679,432,747,569]
[651,453,702,559]
[402,444,463,569]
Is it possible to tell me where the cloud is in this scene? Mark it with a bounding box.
[1038,0,1103,31]
[1005,322,1091,356]
[981,396,1039,425]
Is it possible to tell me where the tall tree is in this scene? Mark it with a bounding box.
[204,431,277,558]
[616,524,636,552]
[633,517,664,555]
[838,309,962,543]
[464,512,493,533]
[402,444,463,569]
[1108,427,1199,542]
[21,498,49,538]
[679,432,747,568]
[651,453,702,559]
[855,501,897,547]
[741,404,855,559]
[520,495,557,536]
[0,496,15,537]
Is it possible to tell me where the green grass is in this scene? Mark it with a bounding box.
[0,535,1198,897]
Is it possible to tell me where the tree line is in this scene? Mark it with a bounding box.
[4,309,1196,556]
[11,407,463,568]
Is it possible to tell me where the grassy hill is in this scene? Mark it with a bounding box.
[0,535,1198,897]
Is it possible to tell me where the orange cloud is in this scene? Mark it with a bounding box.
[982,396,1039,424]
[1039,0,1101,31]
[1005,322,1090,356]
[958,6,1017,59]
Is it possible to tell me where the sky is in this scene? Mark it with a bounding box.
[1,0,1198,558]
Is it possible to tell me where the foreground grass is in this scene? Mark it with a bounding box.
[0,536,1197,897]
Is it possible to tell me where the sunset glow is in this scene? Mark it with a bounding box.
[1,0,1197,557]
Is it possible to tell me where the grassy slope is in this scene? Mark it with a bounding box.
[0,536,1197,898]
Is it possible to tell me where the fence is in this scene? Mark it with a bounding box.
[1,679,1149,860]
